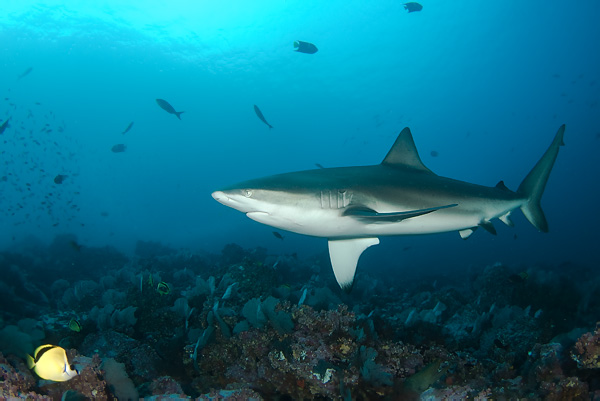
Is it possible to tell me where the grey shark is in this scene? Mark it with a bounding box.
[212,125,565,291]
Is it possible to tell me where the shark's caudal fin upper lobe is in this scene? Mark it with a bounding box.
[517,125,565,232]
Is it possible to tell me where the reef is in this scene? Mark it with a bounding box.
[1,238,599,399]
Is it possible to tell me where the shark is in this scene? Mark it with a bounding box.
[212,125,565,291]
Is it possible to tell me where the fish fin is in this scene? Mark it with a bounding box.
[495,181,512,191]
[328,237,379,292]
[26,354,35,369]
[175,111,184,120]
[518,125,565,232]
[479,221,497,235]
[382,127,434,173]
[344,204,457,223]
[459,227,478,239]
[499,211,514,227]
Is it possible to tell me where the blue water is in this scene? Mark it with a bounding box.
[1,1,599,274]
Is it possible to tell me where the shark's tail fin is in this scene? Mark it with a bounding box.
[517,125,565,232]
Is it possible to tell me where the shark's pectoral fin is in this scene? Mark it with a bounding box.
[328,237,379,291]
[459,227,478,239]
[343,204,458,223]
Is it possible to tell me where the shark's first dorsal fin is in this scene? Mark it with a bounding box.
[328,237,379,292]
[382,127,434,173]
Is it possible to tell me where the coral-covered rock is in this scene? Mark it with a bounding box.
[572,324,600,369]
[40,354,112,400]
[148,375,185,396]
[0,352,39,398]
[539,377,589,401]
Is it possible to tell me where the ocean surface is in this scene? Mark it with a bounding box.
[1,1,599,399]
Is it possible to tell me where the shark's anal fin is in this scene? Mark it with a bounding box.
[328,237,379,292]
[344,204,458,223]
[499,211,514,227]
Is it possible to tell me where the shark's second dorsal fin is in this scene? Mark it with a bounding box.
[382,127,434,173]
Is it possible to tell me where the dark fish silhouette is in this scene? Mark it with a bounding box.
[315,163,325,169]
[254,105,273,129]
[404,2,423,12]
[0,118,9,135]
[156,99,184,120]
[54,174,68,184]
[294,41,318,54]
[272,231,284,240]
[111,144,127,153]
[18,67,33,80]
[121,121,134,135]
[430,150,439,157]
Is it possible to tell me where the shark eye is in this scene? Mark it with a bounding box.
[243,189,253,198]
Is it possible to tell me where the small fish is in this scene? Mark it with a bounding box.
[294,41,318,54]
[18,67,33,80]
[315,163,325,169]
[26,344,79,382]
[68,319,82,332]
[272,231,284,240]
[156,281,170,295]
[156,99,184,120]
[508,271,528,284]
[0,118,10,135]
[54,174,68,184]
[121,121,134,135]
[111,144,127,153]
[430,150,439,157]
[253,105,273,129]
[404,2,423,12]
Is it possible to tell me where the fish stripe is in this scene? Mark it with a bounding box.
[34,345,56,363]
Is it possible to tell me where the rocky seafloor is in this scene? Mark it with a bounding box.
[1,234,599,400]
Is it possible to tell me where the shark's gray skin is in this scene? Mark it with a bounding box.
[212,126,565,291]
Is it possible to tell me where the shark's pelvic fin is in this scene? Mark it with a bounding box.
[344,204,458,223]
[517,125,565,232]
[459,227,478,239]
[381,127,434,173]
[479,221,497,235]
[328,237,379,291]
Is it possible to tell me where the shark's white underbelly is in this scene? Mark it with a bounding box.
[247,202,520,238]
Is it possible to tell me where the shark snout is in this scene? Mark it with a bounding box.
[211,191,229,205]
[212,190,260,214]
